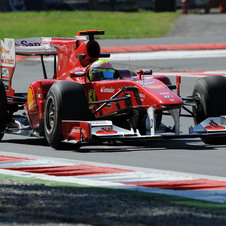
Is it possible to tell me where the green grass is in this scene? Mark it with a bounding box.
[0,10,180,39]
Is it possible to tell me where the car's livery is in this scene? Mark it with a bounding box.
[1,30,226,149]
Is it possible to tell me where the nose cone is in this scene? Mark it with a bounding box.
[142,79,183,110]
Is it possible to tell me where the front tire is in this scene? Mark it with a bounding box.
[193,76,226,144]
[44,81,90,149]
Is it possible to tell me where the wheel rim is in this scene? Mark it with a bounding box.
[45,96,56,134]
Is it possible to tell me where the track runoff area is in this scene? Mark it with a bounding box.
[7,45,226,209]
[1,151,226,210]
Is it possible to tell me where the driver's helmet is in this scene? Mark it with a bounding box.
[89,59,115,81]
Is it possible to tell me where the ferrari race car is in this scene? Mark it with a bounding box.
[1,30,226,150]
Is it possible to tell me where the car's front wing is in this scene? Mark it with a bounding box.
[61,116,226,144]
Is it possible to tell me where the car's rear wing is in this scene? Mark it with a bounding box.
[15,36,87,56]
[14,36,89,79]
[15,37,56,56]
[2,31,108,86]
[15,38,59,79]
[0,37,59,95]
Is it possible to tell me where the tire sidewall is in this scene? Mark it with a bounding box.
[44,81,90,149]
[193,79,209,124]
[44,83,63,149]
[193,76,226,144]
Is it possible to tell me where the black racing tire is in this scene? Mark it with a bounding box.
[193,76,226,144]
[44,81,90,149]
[0,80,7,141]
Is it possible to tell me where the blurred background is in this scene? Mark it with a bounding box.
[0,0,210,12]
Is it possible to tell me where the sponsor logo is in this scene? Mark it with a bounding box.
[160,92,170,95]
[72,128,86,134]
[88,90,96,109]
[138,93,145,102]
[3,49,10,54]
[2,79,9,91]
[96,128,117,135]
[1,39,15,67]
[137,80,155,86]
[20,40,41,47]
[2,68,9,77]
[164,95,173,98]
[100,86,115,93]
[139,93,145,98]
[205,120,225,131]
[148,85,163,89]
[1,56,14,66]
[42,38,52,45]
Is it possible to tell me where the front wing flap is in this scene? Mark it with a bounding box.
[62,117,226,144]
[190,117,226,133]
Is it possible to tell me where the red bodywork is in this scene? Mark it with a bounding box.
[25,31,182,130]
[2,30,184,145]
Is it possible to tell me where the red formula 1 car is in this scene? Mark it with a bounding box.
[1,30,226,149]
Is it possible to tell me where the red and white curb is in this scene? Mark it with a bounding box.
[1,152,226,204]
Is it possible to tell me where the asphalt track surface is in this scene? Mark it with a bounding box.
[99,13,226,47]
[2,13,226,178]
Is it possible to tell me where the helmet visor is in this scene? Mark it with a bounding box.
[93,69,115,80]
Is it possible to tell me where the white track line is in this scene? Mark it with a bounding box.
[109,49,226,61]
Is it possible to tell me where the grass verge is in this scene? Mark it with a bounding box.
[0,10,180,39]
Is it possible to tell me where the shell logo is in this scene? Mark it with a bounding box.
[27,88,35,111]
[148,85,163,89]
[1,46,3,53]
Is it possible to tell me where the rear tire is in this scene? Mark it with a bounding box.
[193,76,226,144]
[44,81,90,149]
[0,80,7,141]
